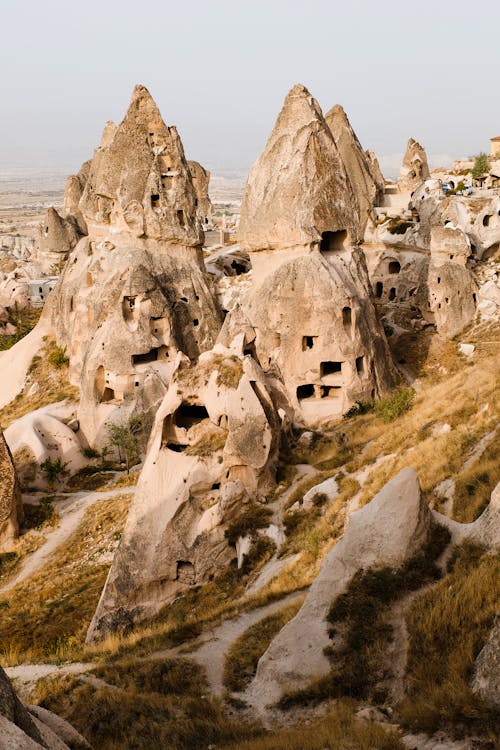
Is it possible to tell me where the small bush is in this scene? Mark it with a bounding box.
[374,387,415,423]
[225,504,273,546]
[386,217,413,235]
[0,552,17,574]
[23,497,57,529]
[40,457,68,486]
[47,345,69,369]
[343,400,374,419]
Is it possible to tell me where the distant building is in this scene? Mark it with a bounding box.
[27,277,58,307]
[490,137,500,158]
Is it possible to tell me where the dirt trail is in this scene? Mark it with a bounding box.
[0,487,135,595]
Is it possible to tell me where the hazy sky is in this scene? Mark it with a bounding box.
[2,0,500,177]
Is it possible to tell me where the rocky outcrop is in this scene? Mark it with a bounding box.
[35,208,80,274]
[0,666,91,749]
[188,160,213,229]
[245,468,430,709]
[472,619,500,709]
[63,160,91,235]
[42,85,222,447]
[325,104,382,235]
[427,261,477,338]
[87,346,289,641]
[0,426,23,551]
[398,138,430,194]
[239,84,360,274]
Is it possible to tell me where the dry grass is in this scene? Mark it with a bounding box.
[0,307,42,351]
[399,543,500,737]
[223,600,303,692]
[35,663,258,750]
[0,493,131,664]
[453,430,500,522]
[95,470,140,491]
[220,701,404,750]
[0,337,79,428]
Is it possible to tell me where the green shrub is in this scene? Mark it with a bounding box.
[23,497,57,529]
[47,345,69,369]
[343,400,374,419]
[40,457,68,486]
[374,387,415,423]
[225,504,273,546]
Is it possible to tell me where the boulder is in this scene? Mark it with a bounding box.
[472,619,500,709]
[245,468,430,710]
[427,261,477,338]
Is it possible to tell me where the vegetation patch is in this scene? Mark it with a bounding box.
[22,496,58,529]
[399,543,500,737]
[374,387,415,423]
[223,601,302,692]
[0,308,42,351]
[452,430,500,522]
[225,504,273,546]
[278,523,450,709]
[385,217,413,235]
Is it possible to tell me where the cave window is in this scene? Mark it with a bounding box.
[205,218,209,224]
[193,318,199,327]
[483,214,491,227]
[320,361,342,377]
[151,194,160,208]
[320,230,346,254]
[321,385,342,398]
[132,348,159,365]
[230,260,248,275]
[135,381,139,387]
[437,277,441,284]
[342,306,352,331]
[177,210,185,227]
[297,384,315,400]
[449,255,454,260]
[471,244,477,256]
[194,198,198,207]
[388,261,401,274]
[389,287,396,301]
[473,293,477,304]
[176,561,195,584]
[445,297,449,304]
[302,335,316,351]
[356,356,364,374]
[211,483,221,490]
[175,403,209,430]
[375,281,383,298]
[101,387,115,402]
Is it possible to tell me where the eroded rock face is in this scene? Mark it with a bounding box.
[80,85,202,245]
[188,160,213,229]
[223,250,395,425]
[325,104,382,235]
[427,261,477,338]
[239,84,360,274]
[35,207,80,274]
[43,86,222,446]
[0,666,91,750]
[398,138,430,194]
[0,426,23,551]
[245,468,430,709]
[63,159,91,235]
[472,619,500,709]
[87,346,288,641]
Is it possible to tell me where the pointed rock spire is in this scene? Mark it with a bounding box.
[80,84,202,244]
[398,138,430,193]
[325,104,383,231]
[239,84,360,254]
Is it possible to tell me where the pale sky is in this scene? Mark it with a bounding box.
[1,0,500,177]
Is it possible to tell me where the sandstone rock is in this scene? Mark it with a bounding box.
[427,261,477,338]
[366,149,386,201]
[28,706,92,750]
[472,618,500,709]
[35,207,80,274]
[239,84,361,272]
[0,426,23,551]
[430,226,471,267]
[188,160,213,229]
[87,346,289,640]
[398,138,430,194]
[63,160,91,235]
[245,468,430,709]
[325,104,382,235]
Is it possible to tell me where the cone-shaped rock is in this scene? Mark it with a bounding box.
[398,137,430,193]
[35,206,80,274]
[80,85,202,244]
[325,104,382,233]
[188,160,213,229]
[239,84,360,258]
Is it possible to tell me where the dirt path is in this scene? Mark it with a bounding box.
[0,487,135,594]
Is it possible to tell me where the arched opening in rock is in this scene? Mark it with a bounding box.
[302,335,317,351]
[388,261,401,274]
[321,385,342,398]
[389,287,396,301]
[342,306,352,333]
[174,403,209,430]
[320,230,347,255]
[375,282,383,298]
[177,210,185,227]
[483,214,491,227]
[473,293,477,304]
[356,355,364,374]
[176,561,195,584]
[122,296,138,323]
[320,361,342,377]
[132,347,168,365]
[151,194,160,209]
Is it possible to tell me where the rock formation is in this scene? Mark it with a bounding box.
[63,159,91,234]
[398,138,430,194]
[325,104,382,234]
[34,207,80,274]
[245,468,430,709]
[233,84,395,424]
[42,85,222,447]
[239,84,361,279]
[0,426,23,551]
[0,666,91,749]
[87,345,289,640]
[188,160,213,229]
[472,619,500,709]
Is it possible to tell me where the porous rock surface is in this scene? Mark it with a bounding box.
[472,618,500,709]
[245,468,430,710]
[87,345,290,641]
[0,426,23,551]
[398,138,430,193]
